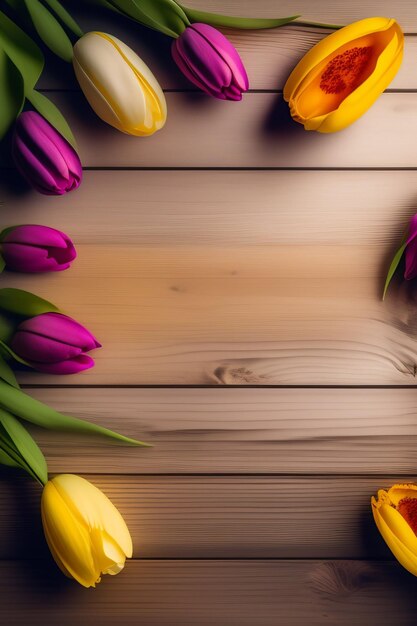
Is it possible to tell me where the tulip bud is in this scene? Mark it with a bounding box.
[41,474,133,587]
[284,17,404,133]
[12,111,82,195]
[73,32,167,136]
[372,484,417,576]
[171,23,249,101]
[0,225,76,273]
[11,312,100,374]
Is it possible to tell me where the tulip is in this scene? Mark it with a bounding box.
[371,484,417,576]
[402,215,417,281]
[73,32,167,136]
[11,312,100,374]
[171,23,249,100]
[284,17,403,133]
[0,225,76,273]
[12,111,82,194]
[41,474,132,587]
[383,214,417,298]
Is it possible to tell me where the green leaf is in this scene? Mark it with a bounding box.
[23,0,74,62]
[0,254,5,274]
[26,89,77,149]
[90,0,123,12]
[0,353,20,388]
[0,446,21,468]
[383,240,407,300]
[180,6,300,29]
[0,226,17,241]
[0,312,17,343]
[0,9,44,90]
[0,339,31,367]
[42,0,84,38]
[0,288,59,317]
[0,429,43,483]
[0,408,48,484]
[0,50,24,141]
[0,380,152,447]
[3,0,21,10]
[109,0,189,37]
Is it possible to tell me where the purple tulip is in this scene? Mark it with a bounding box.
[404,214,417,280]
[12,111,82,195]
[171,23,249,100]
[1,225,76,273]
[11,312,101,374]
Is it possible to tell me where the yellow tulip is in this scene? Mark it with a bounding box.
[371,483,417,576]
[284,17,403,133]
[73,32,167,136]
[41,474,132,587]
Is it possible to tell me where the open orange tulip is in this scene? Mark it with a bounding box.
[284,17,404,132]
[372,484,417,576]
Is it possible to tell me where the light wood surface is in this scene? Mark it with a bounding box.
[186,0,417,31]
[2,170,417,385]
[1,0,417,623]
[2,560,417,626]
[24,92,415,168]
[0,472,411,559]
[17,387,417,475]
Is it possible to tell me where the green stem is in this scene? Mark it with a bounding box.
[0,380,152,447]
[293,19,343,30]
[0,438,45,486]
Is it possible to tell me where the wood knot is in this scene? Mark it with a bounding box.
[309,561,377,599]
[210,363,269,385]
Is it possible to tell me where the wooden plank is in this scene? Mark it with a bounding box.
[187,0,417,32]
[15,387,417,474]
[0,170,416,245]
[1,169,417,386]
[0,560,414,626]
[0,170,413,246]
[14,92,415,168]
[0,473,408,559]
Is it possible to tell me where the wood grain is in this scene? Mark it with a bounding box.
[14,387,417,474]
[1,169,414,245]
[186,0,417,32]
[0,472,408,559]
[1,170,417,386]
[18,92,416,168]
[2,560,416,626]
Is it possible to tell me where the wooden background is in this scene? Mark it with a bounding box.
[1,1,417,624]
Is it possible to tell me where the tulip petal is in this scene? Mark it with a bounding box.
[191,23,249,92]
[404,215,417,280]
[176,27,232,94]
[52,475,133,560]
[284,17,395,102]
[372,500,417,576]
[17,313,100,351]
[284,17,403,133]
[3,225,67,248]
[42,480,100,588]
[29,354,95,375]
[2,243,70,272]
[11,331,83,363]
[73,32,166,136]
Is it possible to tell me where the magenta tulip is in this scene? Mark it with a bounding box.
[1,225,76,273]
[171,23,249,100]
[11,312,101,374]
[404,214,417,280]
[12,111,82,195]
